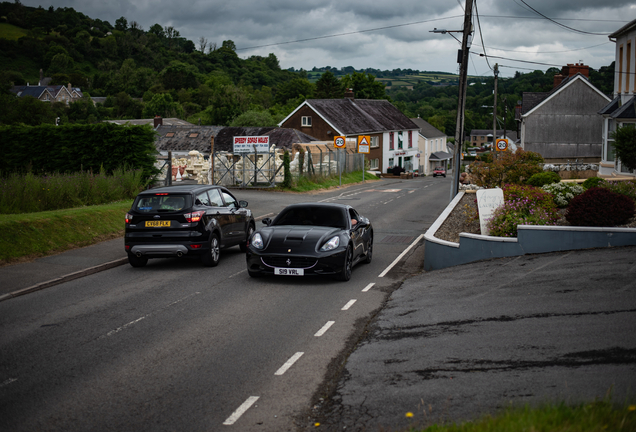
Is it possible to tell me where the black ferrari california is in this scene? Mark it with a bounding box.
[245,203,373,280]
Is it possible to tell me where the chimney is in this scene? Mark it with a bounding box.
[68,83,71,91]
[154,115,163,128]
[344,88,354,100]
[553,74,565,88]
[39,69,43,86]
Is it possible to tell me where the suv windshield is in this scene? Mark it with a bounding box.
[133,194,192,213]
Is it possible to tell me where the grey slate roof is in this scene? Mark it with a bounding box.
[598,96,621,116]
[155,125,224,153]
[106,118,193,127]
[429,151,453,161]
[610,96,636,119]
[410,117,446,138]
[213,127,318,152]
[304,99,419,135]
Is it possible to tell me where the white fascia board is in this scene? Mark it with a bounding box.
[277,100,309,127]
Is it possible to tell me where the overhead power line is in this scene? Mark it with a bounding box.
[516,0,611,35]
[237,15,628,51]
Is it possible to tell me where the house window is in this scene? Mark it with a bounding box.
[607,119,616,161]
[389,132,394,150]
[627,42,632,93]
[166,132,175,137]
[388,157,394,168]
[189,133,199,138]
[408,131,413,148]
[370,136,379,148]
[370,158,379,169]
[398,132,403,149]
[301,116,312,127]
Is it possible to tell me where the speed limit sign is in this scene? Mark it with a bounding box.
[496,138,508,151]
[334,136,346,148]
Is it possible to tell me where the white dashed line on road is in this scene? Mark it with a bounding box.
[342,299,357,310]
[275,352,304,375]
[223,396,259,425]
[314,321,335,337]
[362,283,375,292]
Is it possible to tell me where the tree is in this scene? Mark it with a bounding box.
[611,124,636,171]
[315,70,344,99]
[115,16,128,31]
[229,110,277,127]
[275,77,314,105]
[341,71,386,99]
[142,93,183,118]
[198,37,208,53]
[160,61,199,90]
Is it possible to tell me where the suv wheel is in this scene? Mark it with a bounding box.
[201,233,220,267]
[128,252,148,268]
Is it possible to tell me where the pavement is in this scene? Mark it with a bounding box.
[0,237,127,302]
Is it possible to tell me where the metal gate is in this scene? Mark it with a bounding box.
[212,150,283,188]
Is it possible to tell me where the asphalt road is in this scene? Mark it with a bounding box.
[0,176,449,432]
[309,244,636,431]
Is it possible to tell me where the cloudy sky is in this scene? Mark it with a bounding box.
[20,0,634,77]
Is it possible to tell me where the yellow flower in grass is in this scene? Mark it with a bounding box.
[629,405,636,411]
[314,422,320,426]
[405,412,414,418]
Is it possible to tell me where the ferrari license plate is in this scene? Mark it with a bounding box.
[145,220,171,228]
[274,268,304,276]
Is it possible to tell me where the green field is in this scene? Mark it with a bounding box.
[0,22,29,40]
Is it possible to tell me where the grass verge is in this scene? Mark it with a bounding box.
[0,200,132,265]
[403,400,635,432]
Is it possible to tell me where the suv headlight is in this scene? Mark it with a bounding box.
[251,233,264,249]
[320,235,340,251]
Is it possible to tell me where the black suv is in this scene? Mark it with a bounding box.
[125,185,255,267]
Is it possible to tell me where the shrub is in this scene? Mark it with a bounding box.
[599,179,636,202]
[503,184,556,210]
[487,184,559,237]
[526,171,561,187]
[582,176,606,189]
[565,187,635,227]
[469,149,544,188]
[541,182,585,208]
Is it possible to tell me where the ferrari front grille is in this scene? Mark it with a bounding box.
[261,256,317,269]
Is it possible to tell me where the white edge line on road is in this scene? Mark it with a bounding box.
[342,299,357,310]
[314,321,335,337]
[362,283,375,292]
[275,352,304,376]
[0,378,17,388]
[223,396,259,425]
[378,233,425,278]
[255,213,275,221]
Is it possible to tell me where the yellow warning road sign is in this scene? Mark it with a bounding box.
[357,135,370,154]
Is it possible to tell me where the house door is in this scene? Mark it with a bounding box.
[398,156,403,168]
[404,156,413,171]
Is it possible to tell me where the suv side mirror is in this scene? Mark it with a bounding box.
[262,217,272,226]
[239,200,248,208]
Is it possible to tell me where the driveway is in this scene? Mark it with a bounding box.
[310,245,636,431]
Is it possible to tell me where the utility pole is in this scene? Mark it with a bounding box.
[492,63,498,149]
[450,0,474,200]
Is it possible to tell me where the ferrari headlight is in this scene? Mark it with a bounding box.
[320,235,340,251]
[251,233,264,249]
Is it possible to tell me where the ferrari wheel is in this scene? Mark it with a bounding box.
[240,224,254,253]
[201,233,220,267]
[364,235,373,264]
[336,245,353,281]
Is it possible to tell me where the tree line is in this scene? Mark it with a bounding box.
[0,1,615,140]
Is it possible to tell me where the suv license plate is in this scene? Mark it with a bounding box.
[274,268,304,276]
[145,220,171,227]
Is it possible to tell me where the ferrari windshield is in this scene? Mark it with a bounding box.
[273,206,347,229]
